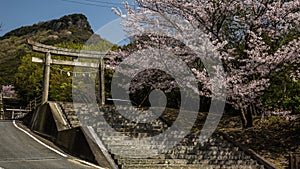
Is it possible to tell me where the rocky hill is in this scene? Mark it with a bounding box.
[1,14,93,40]
[0,13,111,86]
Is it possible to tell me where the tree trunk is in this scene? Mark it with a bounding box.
[240,106,254,128]
[245,106,253,128]
[250,103,257,116]
[252,104,258,116]
[240,108,247,128]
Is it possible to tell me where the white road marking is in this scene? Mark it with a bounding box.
[73,159,105,169]
[12,121,104,169]
[12,120,68,158]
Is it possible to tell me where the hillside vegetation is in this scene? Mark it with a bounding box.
[0,14,114,103]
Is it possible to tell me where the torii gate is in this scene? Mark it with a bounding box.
[27,39,107,105]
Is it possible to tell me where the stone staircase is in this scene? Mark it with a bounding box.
[58,102,81,128]
[59,103,266,169]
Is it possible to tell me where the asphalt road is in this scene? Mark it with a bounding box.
[0,121,97,169]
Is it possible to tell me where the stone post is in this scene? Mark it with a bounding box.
[99,59,105,106]
[0,92,3,120]
[42,52,51,104]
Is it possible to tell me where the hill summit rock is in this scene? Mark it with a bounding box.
[1,14,93,41]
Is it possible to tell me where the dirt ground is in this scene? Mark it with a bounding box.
[218,115,300,169]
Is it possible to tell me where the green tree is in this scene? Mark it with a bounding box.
[262,67,300,114]
[15,43,82,103]
[15,53,44,102]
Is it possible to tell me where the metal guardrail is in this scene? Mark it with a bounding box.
[290,153,300,169]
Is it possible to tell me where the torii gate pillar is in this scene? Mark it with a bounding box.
[42,52,51,104]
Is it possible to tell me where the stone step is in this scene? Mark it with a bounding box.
[96,126,166,133]
[195,154,252,161]
[121,164,264,169]
[117,155,258,166]
[107,144,168,150]
[101,134,191,140]
[117,158,189,165]
[163,153,251,162]
[96,131,151,138]
[106,142,240,154]
[197,151,246,157]
[67,115,79,120]
[111,149,160,155]
[205,159,259,166]
[70,121,81,127]
[121,164,209,169]
[104,140,180,147]
[115,154,166,160]
[101,137,193,144]
[105,122,167,128]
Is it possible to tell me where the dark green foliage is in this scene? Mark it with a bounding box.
[262,68,300,114]
[14,53,44,102]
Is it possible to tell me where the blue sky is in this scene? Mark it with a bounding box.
[0,0,134,43]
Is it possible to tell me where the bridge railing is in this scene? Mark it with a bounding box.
[11,96,42,120]
[25,95,42,112]
[0,95,43,120]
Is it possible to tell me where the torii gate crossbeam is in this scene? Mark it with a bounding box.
[27,39,106,106]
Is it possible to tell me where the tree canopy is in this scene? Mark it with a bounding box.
[108,0,300,128]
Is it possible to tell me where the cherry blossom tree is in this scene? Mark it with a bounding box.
[110,0,300,128]
[1,85,17,98]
